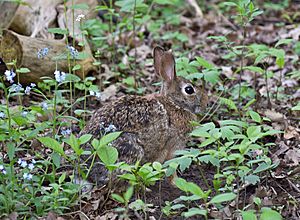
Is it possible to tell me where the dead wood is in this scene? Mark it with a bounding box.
[0,30,97,84]
[0,1,20,30]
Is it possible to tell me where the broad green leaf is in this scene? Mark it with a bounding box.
[71,3,89,10]
[209,192,236,204]
[182,208,207,218]
[247,126,261,140]
[97,146,118,166]
[16,67,30,73]
[187,182,205,198]
[100,132,122,148]
[195,57,215,69]
[260,207,282,220]
[111,193,125,203]
[7,142,15,161]
[124,186,134,202]
[79,134,92,145]
[241,210,257,220]
[175,178,188,192]
[249,110,262,123]
[38,137,66,157]
[275,39,293,48]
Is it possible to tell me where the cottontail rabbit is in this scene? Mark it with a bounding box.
[80,46,208,186]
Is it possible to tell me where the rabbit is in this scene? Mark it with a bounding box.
[79,46,208,186]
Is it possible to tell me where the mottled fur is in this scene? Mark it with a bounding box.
[80,46,208,186]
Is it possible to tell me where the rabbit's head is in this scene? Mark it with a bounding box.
[154,46,208,114]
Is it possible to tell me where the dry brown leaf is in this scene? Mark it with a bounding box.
[101,84,117,102]
[284,126,300,140]
[285,148,300,166]
[264,109,285,122]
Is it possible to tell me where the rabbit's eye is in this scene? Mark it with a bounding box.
[184,85,195,95]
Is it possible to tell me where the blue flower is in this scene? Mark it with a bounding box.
[41,102,48,111]
[89,91,101,99]
[37,47,49,59]
[4,70,16,83]
[10,83,22,93]
[25,86,31,95]
[0,112,5,119]
[28,163,34,170]
[20,160,27,168]
[54,70,66,83]
[61,128,71,136]
[104,124,117,133]
[30,83,36,88]
[67,45,79,59]
[23,173,33,180]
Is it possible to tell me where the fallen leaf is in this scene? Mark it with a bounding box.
[101,84,117,102]
[284,126,300,140]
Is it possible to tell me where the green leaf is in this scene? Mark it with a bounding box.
[182,208,207,218]
[97,146,118,166]
[152,161,162,171]
[209,193,236,204]
[99,132,122,148]
[7,142,15,161]
[16,67,30,73]
[249,110,262,123]
[187,182,205,198]
[195,57,215,69]
[241,210,257,220]
[275,38,293,48]
[260,207,282,220]
[38,137,66,157]
[124,186,134,202]
[72,64,81,71]
[48,28,68,35]
[247,126,261,140]
[111,193,125,203]
[71,3,89,10]
[175,178,188,192]
[79,134,92,145]
[243,66,264,74]
[291,103,300,111]
[59,172,66,184]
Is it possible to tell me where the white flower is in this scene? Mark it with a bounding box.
[4,70,16,83]
[89,91,101,99]
[54,70,66,83]
[32,159,36,164]
[20,160,27,168]
[30,83,36,88]
[0,165,4,170]
[23,173,33,180]
[0,112,5,119]
[41,102,48,111]
[21,111,28,117]
[75,14,85,22]
[105,124,117,133]
[2,170,6,175]
[89,91,95,96]
[25,86,31,95]
[28,163,34,170]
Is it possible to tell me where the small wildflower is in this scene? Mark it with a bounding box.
[75,14,85,22]
[4,70,16,83]
[0,112,5,119]
[30,83,36,88]
[66,45,79,59]
[32,159,36,164]
[2,170,6,175]
[61,128,72,136]
[25,86,31,95]
[54,70,66,83]
[21,111,28,117]
[23,173,33,180]
[20,160,27,168]
[28,163,34,170]
[0,165,4,170]
[89,91,101,99]
[37,47,49,59]
[11,83,22,93]
[17,158,22,164]
[104,124,117,133]
[41,102,48,111]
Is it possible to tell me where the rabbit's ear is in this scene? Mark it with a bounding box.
[160,50,176,82]
[154,46,165,76]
